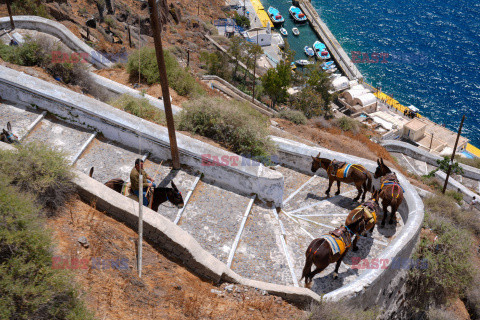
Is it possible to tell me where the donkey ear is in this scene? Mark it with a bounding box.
[381,158,385,165]
[317,152,321,158]
[89,167,94,178]
[377,159,380,165]
[7,122,12,132]
[171,181,178,191]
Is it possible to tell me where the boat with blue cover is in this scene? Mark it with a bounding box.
[304,46,315,57]
[313,41,331,60]
[267,6,285,26]
[289,6,307,23]
[280,27,288,36]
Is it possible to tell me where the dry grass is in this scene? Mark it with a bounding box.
[47,198,306,319]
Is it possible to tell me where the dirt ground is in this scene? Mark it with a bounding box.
[47,198,307,319]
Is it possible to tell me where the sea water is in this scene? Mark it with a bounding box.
[260,0,480,147]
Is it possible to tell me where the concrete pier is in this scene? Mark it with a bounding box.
[299,0,363,81]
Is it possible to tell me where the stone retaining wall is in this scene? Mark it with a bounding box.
[0,65,284,206]
[271,136,424,309]
[0,16,113,69]
[382,140,480,180]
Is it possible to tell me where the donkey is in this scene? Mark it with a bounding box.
[374,158,404,226]
[88,167,184,211]
[0,122,19,144]
[311,153,372,202]
[300,219,363,287]
[345,187,381,251]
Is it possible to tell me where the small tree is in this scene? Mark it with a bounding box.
[426,156,464,177]
[233,12,250,29]
[261,60,291,108]
[227,36,244,80]
[289,87,325,118]
[200,51,230,80]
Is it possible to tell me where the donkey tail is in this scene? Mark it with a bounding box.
[301,238,324,281]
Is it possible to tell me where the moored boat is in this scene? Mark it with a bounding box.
[267,6,285,26]
[295,59,315,66]
[292,27,300,36]
[304,46,315,57]
[313,41,331,60]
[289,6,307,23]
[280,27,288,36]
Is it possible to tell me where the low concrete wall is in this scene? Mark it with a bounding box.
[0,140,319,306]
[382,140,480,181]
[0,65,284,206]
[200,75,277,117]
[0,16,113,69]
[435,170,480,208]
[90,73,182,114]
[271,136,424,308]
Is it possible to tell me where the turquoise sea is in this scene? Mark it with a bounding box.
[260,0,480,148]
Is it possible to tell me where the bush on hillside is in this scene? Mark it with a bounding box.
[110,94,166,125]
[407,210,475,311]
[306,300,378,320]
[0,38,45,66]
[334,116,360,133]
[11,0,50,18]
[0,143,74,213]
[178,96,275,159]
[455,155,480,170]
[127,47,204,97]
[278,109,307,125]
[0,155,92,319]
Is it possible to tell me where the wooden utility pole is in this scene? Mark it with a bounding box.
[442,115,465,194]
[252,51,256,102]
[187,48,190,68]
[147,0,180,169]
[138,173,144,277]
[6,0,15,30]
[128,25,132,48]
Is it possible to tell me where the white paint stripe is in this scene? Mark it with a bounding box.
[272,209,298,287]
[294,215,336,230]
[227,195,256,268]
[71,132,97,165]
[141,152,149,161]
[424,161,428,175]
[282,175,316,205]
[19,111,46,141]
[292,213,349,217]
[174,174,202,225]
[288,189,356,214]
[280,210,315,239]
[402,154,421,176]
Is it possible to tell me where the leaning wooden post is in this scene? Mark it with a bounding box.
[6,0,14,30]
[442,115,465,194]
[138,173,143,277]
[128,25,132,48]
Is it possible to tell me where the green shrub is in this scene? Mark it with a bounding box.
[278,109,307,125]
[423,195,480,236]
[110,94,166,125]
[444,189,463,204]
[104,16,117,29]
[127,47,204,97]
[0,143,74,213]
[455,155,480,170]
[233,12,250,29]
[0,39,45,66]
[306,300,378,320]
[334,116,360,133]
[407,210,476,310]
[0,158,92,319]
[11,0,50,18]
[179,96,275,159]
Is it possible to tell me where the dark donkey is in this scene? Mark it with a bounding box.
[374,158,404,226]
[0,122,19,144]
[345,187,381,251]
[311,153,372,202]
[300,219,363,287]
[88,167,184,211]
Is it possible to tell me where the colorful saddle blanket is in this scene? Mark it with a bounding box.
[121,182,133,197]
[351,202,377,225]
[322,234,350,256]
[330,163,351,178]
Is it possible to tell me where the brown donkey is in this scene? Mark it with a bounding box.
[311,153,372,202]
[345,188,381,251]
[374,158,404,226]
[300,219,363,287]
[88,167,184,211]
[0,122,19,144]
